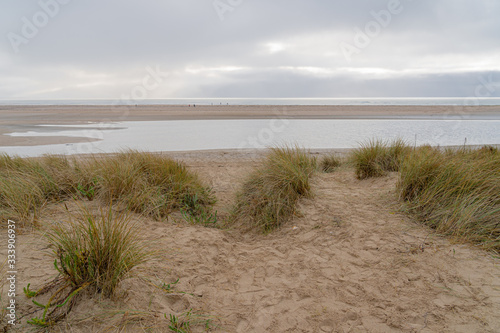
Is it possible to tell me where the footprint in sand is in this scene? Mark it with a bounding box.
[238,269,255,292]
[254,266,267,281]
[165,294,191,312]
[236,319,250,332]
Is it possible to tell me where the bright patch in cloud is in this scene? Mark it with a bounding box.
[266,42,286,54]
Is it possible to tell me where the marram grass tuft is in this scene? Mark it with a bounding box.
[231,146,317,233]
[397,146,500,251]
[350,138,411,179]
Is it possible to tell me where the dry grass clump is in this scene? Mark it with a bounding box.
[320,154,341,173]
[86,150,215,219]
[232,146,317,233]
[0,259,7,330]
[0,150,215,224]
[398,146,500,251]
[46,207,152,297]
[351,139,411,179]
[24,206,153,327]
[0,154,72,223]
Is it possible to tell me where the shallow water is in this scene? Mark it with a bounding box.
[2,118,499,157]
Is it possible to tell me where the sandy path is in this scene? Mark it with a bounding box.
[2,151,500,332]
[159,163,500,332]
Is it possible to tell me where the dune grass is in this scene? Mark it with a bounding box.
[351,138,411,179]
[350,140,500,250]
[320,154,341,173]
[46,206,152,297]
[397,145,500,251]
[0,154,72,223]
[0,259,7,330]
[84,150,216,220]
[231,146,317,233]
[23,205,154,327]
[0,150,215,224]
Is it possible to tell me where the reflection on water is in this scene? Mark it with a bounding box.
[1,119,499,157]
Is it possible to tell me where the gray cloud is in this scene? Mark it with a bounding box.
[1,0,499,99]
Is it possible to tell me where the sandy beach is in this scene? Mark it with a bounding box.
[1,149,499,332]
[1,104,499,146]
[3,1,500,331]
[1,105,500,331]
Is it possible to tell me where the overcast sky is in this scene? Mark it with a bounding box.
[1,0,499,100]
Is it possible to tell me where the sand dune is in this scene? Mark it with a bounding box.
[2,150,500,332]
